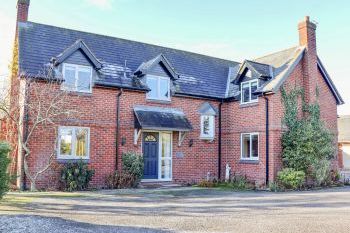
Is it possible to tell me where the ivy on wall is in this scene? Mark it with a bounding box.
[281,87,335,178]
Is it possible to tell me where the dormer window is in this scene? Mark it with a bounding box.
[241,79,258,104]
[146,75,170,101]
[62,63,92,93]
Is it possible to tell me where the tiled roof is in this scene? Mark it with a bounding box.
[18,22,238,99]
[17,21,343,104]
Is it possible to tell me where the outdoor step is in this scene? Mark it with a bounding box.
[139,182,182,189]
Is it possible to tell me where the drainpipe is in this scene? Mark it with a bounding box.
[218,99,223,180]
[115,89,123,171]
[263,95,269,185]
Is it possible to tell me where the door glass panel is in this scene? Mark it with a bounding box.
[161,133,172,179]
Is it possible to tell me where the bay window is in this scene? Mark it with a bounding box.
[200,115,215,139]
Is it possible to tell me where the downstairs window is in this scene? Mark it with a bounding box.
[58,126,90,160]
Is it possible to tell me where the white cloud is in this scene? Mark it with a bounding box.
[86,0,113,10]
[0,10,15,77]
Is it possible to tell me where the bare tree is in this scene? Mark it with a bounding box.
[0,69,79,191]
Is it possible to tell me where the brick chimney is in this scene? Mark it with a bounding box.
[298,16,318,103]
[17,0,30,22]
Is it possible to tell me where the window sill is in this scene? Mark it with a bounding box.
[200,136,215,141]
[57,158,90,164]
[239,159,259,164]
[239,101,258,108]
[146,99,171,104]
[66,91,93,97]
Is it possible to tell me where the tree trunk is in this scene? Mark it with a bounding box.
[30,180,37,191]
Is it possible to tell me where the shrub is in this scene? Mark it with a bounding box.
[0,142,11,199]
[311,159,331,186]
[229,175,252,190]
[197,180,216,188]
[105,152,143,189]
[106,170,138,189]
[60,160,95,191]
[277,168,305,190]
[122,152,144,181]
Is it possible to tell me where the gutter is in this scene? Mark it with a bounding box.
[115,89,123,171]
[263,94,269,185]
[218,99,223,180]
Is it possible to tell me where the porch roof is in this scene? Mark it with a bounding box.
[134,106,192,132]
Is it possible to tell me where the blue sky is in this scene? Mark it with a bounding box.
[0,0,349,114]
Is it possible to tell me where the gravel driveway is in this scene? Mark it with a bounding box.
[1,187,350,233]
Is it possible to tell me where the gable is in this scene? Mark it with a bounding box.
[64,50,92,67]
[147,62,171,77]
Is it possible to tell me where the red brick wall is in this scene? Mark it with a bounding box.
[221,57,339,185]
[21,56,339,190]
[25,82,220,189]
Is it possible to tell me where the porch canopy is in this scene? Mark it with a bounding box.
[134,106,193,132]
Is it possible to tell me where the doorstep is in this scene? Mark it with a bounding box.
[139,181,182,189]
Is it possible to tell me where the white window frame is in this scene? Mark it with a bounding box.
[240,79,259,104]
[146,75,171,101]
[240,132,259,160]
[62,63,93,93]
[200,115,215,139]
[57,126,90,160]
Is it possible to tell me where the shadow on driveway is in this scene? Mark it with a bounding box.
[0,214,173,233]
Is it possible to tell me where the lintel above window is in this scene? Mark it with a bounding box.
[62,63,92,93]
[146,75,171,101]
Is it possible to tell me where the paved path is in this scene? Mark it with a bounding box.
[1,187,350,233]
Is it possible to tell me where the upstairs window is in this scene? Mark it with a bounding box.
[200,115,215,139]
[241,79,258,104]
[62,63,92,93]
[241,133,259,160]
[58,126,90,160]
[146,75,170,101]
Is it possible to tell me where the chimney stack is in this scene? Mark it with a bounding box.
[17,0,30,22]
[298,16,318,103]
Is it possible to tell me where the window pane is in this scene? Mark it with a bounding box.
[159,78,169,100]
[241,83,250,103]
[60,129,73,156]
[251,134,259,158]
[202,116,210,135]
[242,134,250,158]
[77,68,91,92]
[161,133,171,158]
[63,67,76,90]
[75,128,88,157]
[251,81,258,101]
[146,77,158,99]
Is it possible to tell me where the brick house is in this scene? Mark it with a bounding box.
[338,116,350,179]
[7,0,344,189]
